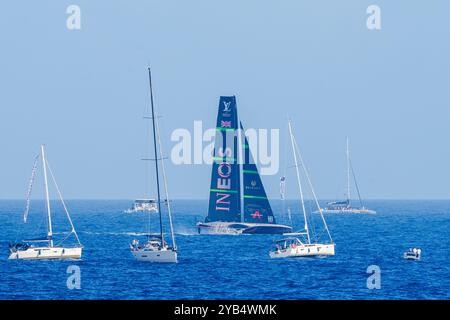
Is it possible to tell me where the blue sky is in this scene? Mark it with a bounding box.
[0,1,449,200]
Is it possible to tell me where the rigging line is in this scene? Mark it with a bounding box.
[349,158,364,208]
[154,101,176,250]
[145,119,152,199]
[45,160,82,247]
[346,137,351,203]
[142,112,152,237]
[292,133,333,243]
[308,199,318,243]
[281,124,289,225]
[288,120,310,244]
[55,231,72,247]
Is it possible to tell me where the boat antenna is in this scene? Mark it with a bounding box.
[148,67,164,245]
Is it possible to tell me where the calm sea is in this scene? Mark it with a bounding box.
[0,200,449,299]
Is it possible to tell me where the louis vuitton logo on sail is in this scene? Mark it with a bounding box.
[222,100,232,112]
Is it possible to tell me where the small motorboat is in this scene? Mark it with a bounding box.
[404,248,421,261]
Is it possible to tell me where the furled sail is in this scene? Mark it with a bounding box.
[241,122,276,224]
[206,96,241,222]
[23,154,39,223]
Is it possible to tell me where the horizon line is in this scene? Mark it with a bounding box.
[1,198,450,201]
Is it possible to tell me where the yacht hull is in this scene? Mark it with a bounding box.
[403,252,421,261]
[8,247,82,260]
[197,222,292,235]
[269,243,335,258]
[318,209,376,214]
[131,248,178,263]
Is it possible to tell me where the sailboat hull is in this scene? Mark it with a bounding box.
[131,248,178,263]
[269,243,335,259]
[318,208,376,214]
[197,222,292,235]
[8,247,82,260]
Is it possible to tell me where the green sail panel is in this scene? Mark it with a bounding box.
[241,122,276,224]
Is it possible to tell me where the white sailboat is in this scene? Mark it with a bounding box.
[320,138,376,214]
[130,68,177,263]
[269,120,334,259]
[8,145,83,260]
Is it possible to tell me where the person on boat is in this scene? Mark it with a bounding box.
[417,248,421,258]
[130,239,139,250]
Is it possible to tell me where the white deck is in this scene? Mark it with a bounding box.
[269,243,335,258]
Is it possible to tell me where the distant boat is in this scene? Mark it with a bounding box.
[404,248,421,261]
[197,96,292,235]
[129,68,177,263]
[8,145,83,260]
[124,199,158,214]
[269,119,334,258]
[319,138,376,214]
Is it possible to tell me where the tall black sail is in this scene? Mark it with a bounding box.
[241,122,276,224]
[206,96,241,222]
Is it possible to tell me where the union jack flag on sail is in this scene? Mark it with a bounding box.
[221,120,232,128]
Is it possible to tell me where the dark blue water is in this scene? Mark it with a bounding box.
[0,200,449,300]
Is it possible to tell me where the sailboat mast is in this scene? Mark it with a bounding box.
[288,120,310,244]
[148,67,164,244]
[346,137,351,203]
[238,122,244,223]
[41,145,53,247]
